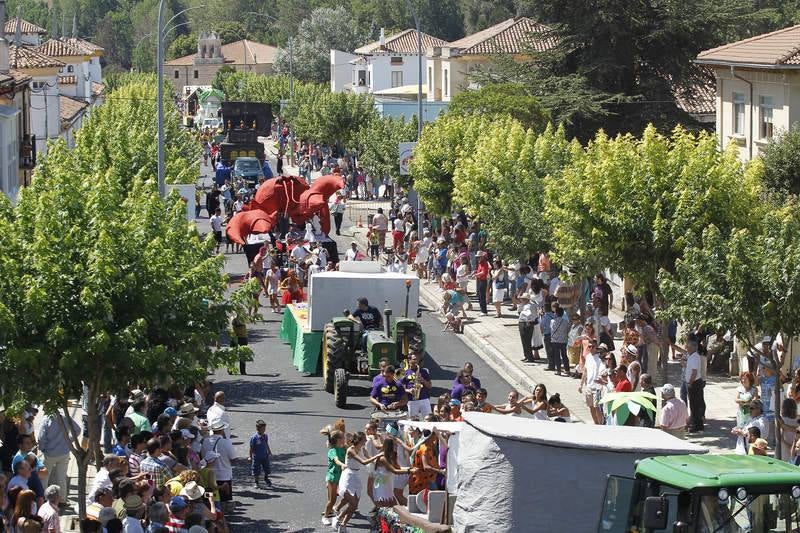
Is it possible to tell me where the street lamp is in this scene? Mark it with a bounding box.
[245,12,294,98]
[156,3,205,197]
[404,0,423,140]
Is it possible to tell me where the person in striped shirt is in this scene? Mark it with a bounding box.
[127,432,151,477]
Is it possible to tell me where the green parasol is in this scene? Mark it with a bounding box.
[599,391,658,425]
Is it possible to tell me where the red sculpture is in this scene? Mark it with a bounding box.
[227,174,345,245]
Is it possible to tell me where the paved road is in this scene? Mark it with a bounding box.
[195,165,513,531]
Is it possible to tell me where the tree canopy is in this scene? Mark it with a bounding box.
[544,125,762,292]
[447,83,550,134]
[355,115,418,186]
[761,123,800,201]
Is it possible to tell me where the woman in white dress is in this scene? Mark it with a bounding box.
[529,281,547,358]
[373,439,415,507]
[491,259,508,318]
[519,384,550,420]
[386,423,413,506]
[334,431,381,532]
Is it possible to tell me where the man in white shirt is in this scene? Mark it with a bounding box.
[372,208,389,251]
[344,242,360,261]
[580,340,606,425]
[203,423,236,508]
[684,339,704,433]
[38,484,61,533]
[206,391,232,439]
[658,383,687,439]
[291,242,310,264]
[209,209,223,254]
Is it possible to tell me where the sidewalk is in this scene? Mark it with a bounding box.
[335,200,739,453]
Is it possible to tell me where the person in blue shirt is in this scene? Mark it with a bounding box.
[262,160,274,179]
[111,428,130,457]
[249,420,272,488]
[11,434,45,499]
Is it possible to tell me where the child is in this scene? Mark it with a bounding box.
[249,420,272,488]
[112,428,130,457]
[322,431,346,526]
[368,226,380,260]
[266,264,281,313]
[475,388,492,413]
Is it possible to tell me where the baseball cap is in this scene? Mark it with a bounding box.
[169,496,188,511]
[163,407,178,417]
[753,438,768,451]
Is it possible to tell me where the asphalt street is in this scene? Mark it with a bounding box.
[195,166,513,531]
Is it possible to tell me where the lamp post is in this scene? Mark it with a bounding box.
[156,3,205,197]
[404,0,423,140]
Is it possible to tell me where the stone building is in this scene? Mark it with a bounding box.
[164,32,279,95]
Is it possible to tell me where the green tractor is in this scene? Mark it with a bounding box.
[322,307,425,408]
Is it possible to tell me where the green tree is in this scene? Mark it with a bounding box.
[544,125,762,292]
[454,121,576,258]
[409,114,487,215]
[459,0,516,34]
[761,123,800,200]
[168,32,198,60]
[448,83,550,134]
[291,91,377,149]
[212,65,237,93]
[274,6,365,83]
[355,115,418,186]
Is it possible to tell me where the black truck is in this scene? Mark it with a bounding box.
[218,101,273,163]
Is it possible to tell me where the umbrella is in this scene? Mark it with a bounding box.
[599,391,658,425]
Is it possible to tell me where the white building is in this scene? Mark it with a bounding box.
[64,37,104,86]
[35,39,92,103]
[9,44,63,157]
[331,29,449,96]
[696,24,800,161]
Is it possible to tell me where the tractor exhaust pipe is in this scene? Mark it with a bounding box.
[384,301,392,339]
[404,279,411,318]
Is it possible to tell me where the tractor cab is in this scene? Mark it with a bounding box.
[598,454,800,532]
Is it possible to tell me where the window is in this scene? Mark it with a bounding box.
[732,92,745,135]
[444,68,449,97]
[67,65,74,73]
[759,95,774,139]
[193,70,199,79]
[32,81,45,90]
[391,71,403,88]
[390,56,403,65]
[428,66,432,91]
[174,70,179,79]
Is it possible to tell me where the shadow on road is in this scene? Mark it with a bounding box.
[219,378,314,405]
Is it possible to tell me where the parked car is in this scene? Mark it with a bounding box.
[233,157,264,186]
[201,117,221,130]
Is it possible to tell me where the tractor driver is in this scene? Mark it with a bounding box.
[370,365,408,411]
[350,297,382,353]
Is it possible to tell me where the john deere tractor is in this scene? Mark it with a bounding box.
[322,306,425,408]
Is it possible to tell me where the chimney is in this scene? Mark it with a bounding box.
[379,27,385,50]
[0,0,9,73]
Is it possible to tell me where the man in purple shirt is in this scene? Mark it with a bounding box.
[400,353,432,418]
[370,366,408,411]
[451,362,481,391]
[451,371,479,401]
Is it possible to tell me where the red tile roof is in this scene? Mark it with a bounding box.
[355,29,449,55]
[9,44,65,69]
[64,37,104,55]
[4,17,46,34]
[60,95,89,127]
[448,17,555,55]
[91,81,105,96]
[697,24,800,67]
[35,39,87,58]
[165,39,278,66]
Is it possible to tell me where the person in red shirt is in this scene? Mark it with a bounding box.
[474,252,490,316]
[614,365,633,392]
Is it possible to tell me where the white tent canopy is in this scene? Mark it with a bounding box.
[453,412,706,532]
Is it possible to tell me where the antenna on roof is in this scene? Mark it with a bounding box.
[14,6,21,47]
[49,6,56,38]
[60,13,65,39]
[71,14,76,38]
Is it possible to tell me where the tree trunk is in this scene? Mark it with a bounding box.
[76,458,88,524]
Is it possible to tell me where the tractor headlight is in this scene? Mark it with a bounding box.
[792,486,800,499]
[735,487,748,501]
[717,488,729,503]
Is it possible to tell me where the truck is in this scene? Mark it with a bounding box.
[600,453,800,532]
[218,101,272,163]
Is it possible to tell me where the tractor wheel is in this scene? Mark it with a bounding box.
[324,325,345,393]
[334,368,348,408]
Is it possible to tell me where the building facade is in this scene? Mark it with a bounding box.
[697,25,800,161]
[164,33,278,95]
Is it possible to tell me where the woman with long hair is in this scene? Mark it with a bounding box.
[333,432,381,532]
[372,439,414,508]
[520,384,550,420]
[12,489,42,533]
[279,269,304,305]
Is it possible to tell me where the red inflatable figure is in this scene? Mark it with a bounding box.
[227,174,345,245]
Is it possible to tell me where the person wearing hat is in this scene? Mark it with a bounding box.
[659,384,688,439]
[180,480,215,522]
[620,344,642,390]
[330,190,346,235]
[165,496,190,531]
[751,437,769,456]
[732,398,769,455]
[202,420,236,509]
[579,338,606,424]
[344,241,361,262]
[121,493,146,532]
